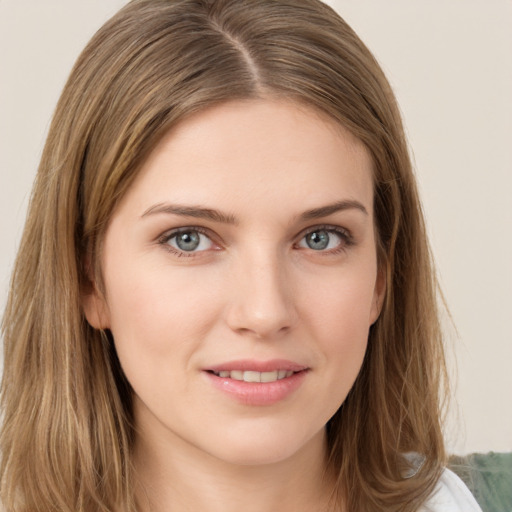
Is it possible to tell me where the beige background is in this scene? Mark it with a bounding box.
[1,1,511,454]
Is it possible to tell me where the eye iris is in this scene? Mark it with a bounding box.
[306,230,330,250]
[175,231,200,251]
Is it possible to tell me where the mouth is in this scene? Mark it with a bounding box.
[203,360,309,405]
[208,369,298,383]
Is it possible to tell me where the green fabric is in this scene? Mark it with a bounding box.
[449,452,512,512]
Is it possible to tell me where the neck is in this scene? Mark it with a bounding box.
[133,417,336,512]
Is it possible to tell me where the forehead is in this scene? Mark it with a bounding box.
[118,99,374,220]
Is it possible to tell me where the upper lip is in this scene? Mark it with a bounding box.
[205,359,308,373]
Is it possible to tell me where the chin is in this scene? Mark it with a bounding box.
[198,421,326,467]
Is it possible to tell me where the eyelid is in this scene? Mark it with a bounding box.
[158,225,209,242]
[297,223,352,240]
[294,224,354,251]
[158,226,221,256]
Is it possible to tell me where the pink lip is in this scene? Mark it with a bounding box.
[203,359,309,406]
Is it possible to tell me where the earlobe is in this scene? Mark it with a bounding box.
[369,266,387,325]
[81,254,111,329]
[81,286,111,330]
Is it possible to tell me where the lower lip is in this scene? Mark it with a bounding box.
[204,370,308,406]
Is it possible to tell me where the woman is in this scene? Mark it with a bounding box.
[0,0,482,511]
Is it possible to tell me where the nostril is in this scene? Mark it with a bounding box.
[224,267,298,337]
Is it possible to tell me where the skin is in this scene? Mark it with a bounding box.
[83,99,385,512]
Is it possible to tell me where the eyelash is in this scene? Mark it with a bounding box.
[158,227,217,258]
[296,224,354,255]
[157,224,354,257]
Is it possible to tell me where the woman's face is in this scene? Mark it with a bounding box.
[84,99,384,466]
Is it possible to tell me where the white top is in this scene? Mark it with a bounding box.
[419,468,483,511]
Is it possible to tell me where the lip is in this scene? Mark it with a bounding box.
[203,359,309,406]
[206,359,308,373]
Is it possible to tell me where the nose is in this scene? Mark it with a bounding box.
[225,251,298,339]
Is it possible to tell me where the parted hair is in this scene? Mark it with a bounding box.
[0,0,447,510]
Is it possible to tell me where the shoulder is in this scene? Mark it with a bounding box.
[418,468,483,512]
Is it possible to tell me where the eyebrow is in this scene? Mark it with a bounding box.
[141,203,238,224]
[300,200,368,220]
[141,199,368,224]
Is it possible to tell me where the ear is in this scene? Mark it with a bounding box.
[81,253,111,329]
[369,265,386,325]
[82,284,111,329]
[80,258,110,329]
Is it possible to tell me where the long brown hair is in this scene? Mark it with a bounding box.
[1,0,447,510]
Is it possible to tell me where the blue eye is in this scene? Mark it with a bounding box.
[298,229,347,251]
[165,229,214,253]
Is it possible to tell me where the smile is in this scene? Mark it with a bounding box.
[210,370,295,382]
[204,362,309,405]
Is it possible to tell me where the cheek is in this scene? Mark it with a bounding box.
[103,259,223,365]
[302,268,377,337]
[298,268,376,391]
